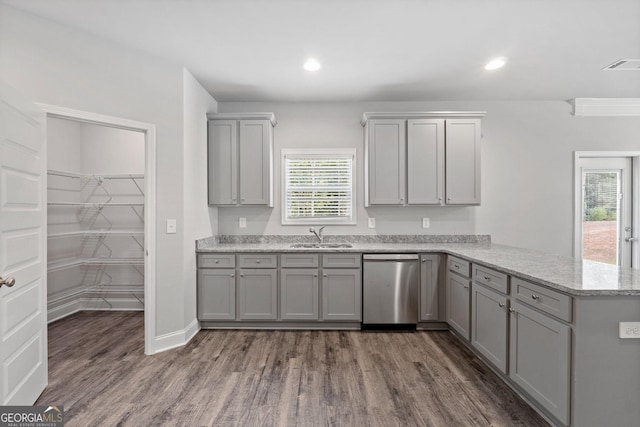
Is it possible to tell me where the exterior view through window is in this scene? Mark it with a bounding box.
[282,149,355,225]
[577,156,634,267]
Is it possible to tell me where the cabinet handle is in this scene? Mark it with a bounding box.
[438,197,442,202]
[483,276,491,281]
[230,274,235,278]
[240,274,244,277]
[463,285,469,289]
[509,308,516,313]
[454,264,460,269]
[256,260,261,264]
[447,197,452,201]
[422,258,426,263]
[323,274,328,278]
[314,274,318,277]
[214,260,219,264]
[498,302,505,308]
[531,294,540,300]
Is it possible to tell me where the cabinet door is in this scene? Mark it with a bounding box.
[197,269,236,320]
[447,273,471,339]
[471,283,508,373]
[419,254,440,321]
[281,269,319,320]
[322,269,362,321]
[366,119,406,205]
[238,269,278,320]
[407,119,445,205]
[445,119,481,205]
[208,120,238,205]
[509,301,571,425]
[239,119,272,205]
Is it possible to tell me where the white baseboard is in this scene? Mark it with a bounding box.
[48,299,82,323]
[152,318,200,354]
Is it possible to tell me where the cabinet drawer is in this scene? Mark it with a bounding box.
[473,264,508,294]
[512,277,572,322]
[322,253,362,268]
[448,256,470,278]
[198,254,236,268]
[281,253,319,268]
[238,254,278,268]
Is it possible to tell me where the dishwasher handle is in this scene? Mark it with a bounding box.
[363,254,419,261]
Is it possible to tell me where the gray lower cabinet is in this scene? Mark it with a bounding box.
[238,269,278,320]
[471,282,508,373]
[509,300,571,425]
[280,269,319,320]
[322,269,362,321]
[197,268,236,320]
[447,273,471,339]
[419,254,440,321]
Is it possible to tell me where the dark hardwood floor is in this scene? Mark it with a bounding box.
[37,311,549,426]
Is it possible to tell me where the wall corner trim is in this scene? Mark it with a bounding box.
[572,98,640,116]
[151,319,201,354]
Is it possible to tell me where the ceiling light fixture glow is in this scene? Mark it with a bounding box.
[303,58,321,72]
[485,57,507,70]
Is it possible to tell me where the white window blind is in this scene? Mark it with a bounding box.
[282,149,355,224]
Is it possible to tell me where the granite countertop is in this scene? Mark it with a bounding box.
[196,235,640,296]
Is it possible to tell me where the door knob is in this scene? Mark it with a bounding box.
[0,276,16,288]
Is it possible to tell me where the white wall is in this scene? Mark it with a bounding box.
[219,101,640,257]
[79,124,145,174]
[182,68,218,329]
[0,4,188,339]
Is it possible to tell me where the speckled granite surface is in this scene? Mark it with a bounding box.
[196,235,640,296]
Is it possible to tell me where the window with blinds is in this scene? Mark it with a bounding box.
[282,149,356,224]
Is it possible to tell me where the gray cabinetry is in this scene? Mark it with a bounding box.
[197,268,236,320]
[444,119,481,205]
[197,254,236,320]
[509,300,571,425]
[322,254,362,321]
[281,254,320,321]
[447,272,471,339]
[238,269,278,320]
[365,119,406,205]
[419,254,440,321]
[471,282,508,373]
[207,113,275,207]
[362,112,483,207]
[408,119,445,205]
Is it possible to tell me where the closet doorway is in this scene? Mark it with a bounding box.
[39,105,156,354]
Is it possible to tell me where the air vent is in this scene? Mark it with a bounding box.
[602,59,640,70]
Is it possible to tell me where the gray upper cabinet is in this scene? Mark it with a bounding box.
[408,119,445,205]
[366,119,406,205]
[207,113,276,207]
[445,119,481,205]
[419,254,440,321]
[362,112,484,207]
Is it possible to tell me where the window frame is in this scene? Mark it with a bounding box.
[281,148,357,226]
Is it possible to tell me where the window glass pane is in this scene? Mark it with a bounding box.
[283,152,354,224]
[582,171,619,265]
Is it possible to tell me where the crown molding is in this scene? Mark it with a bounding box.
[206,112,277,126]
[360,111,486,126]
[571,98,640,116]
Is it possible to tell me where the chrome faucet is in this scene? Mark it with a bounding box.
[309,226,326,244]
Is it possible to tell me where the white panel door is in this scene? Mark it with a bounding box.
[0,83,48,405]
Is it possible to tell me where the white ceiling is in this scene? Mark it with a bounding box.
[4,0,640,102]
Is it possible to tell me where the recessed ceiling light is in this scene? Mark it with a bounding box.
[485,57,507,70]
[303,58,321,72]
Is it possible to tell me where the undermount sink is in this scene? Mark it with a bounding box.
[290,243,353,249]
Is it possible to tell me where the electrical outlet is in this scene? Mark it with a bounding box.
[166,219,177,234]
[368,218,376,228]
[239,217,247,228]
[619,322,640,339]
[422,218,430,228]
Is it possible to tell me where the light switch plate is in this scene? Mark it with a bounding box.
[422,218,430,228]
[619,322,640,339]
[239,217,247,228]
[166,219,177,234]
[368,218,376,228]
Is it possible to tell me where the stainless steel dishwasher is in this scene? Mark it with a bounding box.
[362,254,419,326]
